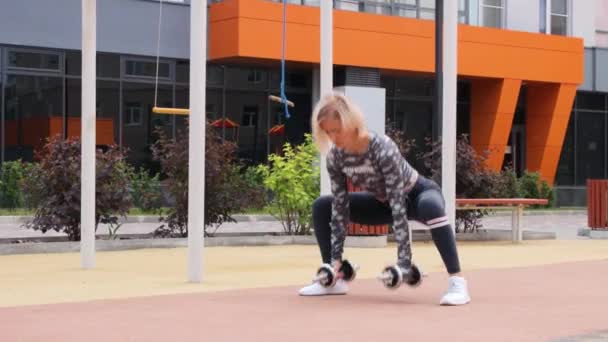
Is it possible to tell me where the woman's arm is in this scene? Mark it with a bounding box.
[326,150,349,265]
[377,138,412,270]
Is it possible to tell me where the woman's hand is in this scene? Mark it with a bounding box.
[331,260,344,280]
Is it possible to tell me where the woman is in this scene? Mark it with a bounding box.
[298,93,471,306]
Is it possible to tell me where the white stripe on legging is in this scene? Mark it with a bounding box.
[426,216,448,225]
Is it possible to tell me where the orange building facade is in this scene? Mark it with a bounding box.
[209,0,584,185]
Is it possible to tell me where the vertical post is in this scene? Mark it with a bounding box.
[188,0,206,283]
[81,0,96,269]
[433,0,443,151]
[511,205,524,242]
[320,0,333,195]
[441,0,458,229]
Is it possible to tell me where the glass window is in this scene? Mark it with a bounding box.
[125,59,171,79]
[4,75,63,161]
[174,85,189,136]
[551,0,567,15]
[576,111,605,185]
[556,115,575,185]
[457,102,470,136]
[550,0,569,36]
[393,0,417,18]
[8,50,61,71]
[335,0,361,12]
[65,79,120,145]
[551,15,568,36]
[65,51,81,76]
[269,69,309,90]
[64,52,120,78]
[380,76,395,97]
[207,65,224,86]
[482,0,501,6]
[242,105,258,127]
[125,103,143,126]
[122,82,172,167]
[176,60,189,83]
[480,0,504,28]
[394,77,434,97]
[362,1,391,15]
[226,67,267,90]
[97,80,120,144]
[98,54,120,78]
[394,100,433,171]
[577,92,605,111]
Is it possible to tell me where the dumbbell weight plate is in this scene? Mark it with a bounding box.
[340,260,356,282]
[379,265,403,289]
[314,264,336,287]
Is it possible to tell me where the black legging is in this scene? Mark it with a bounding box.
[312,176,461,274]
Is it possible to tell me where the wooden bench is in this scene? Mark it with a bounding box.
[456,198,549,243]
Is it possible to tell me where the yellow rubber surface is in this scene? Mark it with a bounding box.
[1,240,607,308]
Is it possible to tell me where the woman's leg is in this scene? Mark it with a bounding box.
[312,192,392,264]
[411,188,461,275]
[410,184,470,305]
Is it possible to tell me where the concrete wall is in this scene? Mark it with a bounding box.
[597,0,608,48]
[507,0,540,33]
[334,86,386,136]
[597,48,608,92]
[580,47,608,92]
[581,48,595,91]
[572,0,597,47]
[0,0,190,58]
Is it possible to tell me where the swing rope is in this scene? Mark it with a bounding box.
[154,0,163,110]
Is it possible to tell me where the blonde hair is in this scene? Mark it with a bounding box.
[311,93,368,154]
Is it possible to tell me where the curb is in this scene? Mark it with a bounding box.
[0,229,556,255]
[579,228,608,239]
[0,210,587,225]
[0,235,386,255]
[393,229,556,242]
[0,214,279,225]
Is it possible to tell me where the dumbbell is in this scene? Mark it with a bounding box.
[312,259,359,288]
[377,263,422,289]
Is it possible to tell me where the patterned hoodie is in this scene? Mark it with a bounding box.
[326,132,418,269]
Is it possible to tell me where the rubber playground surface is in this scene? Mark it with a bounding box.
[1,240,607,341]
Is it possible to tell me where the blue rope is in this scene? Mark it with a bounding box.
[280,0,290,119]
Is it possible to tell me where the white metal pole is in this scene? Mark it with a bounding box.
[187,0,206,283]
[320,0,333,195]
[441,0,458,229]
[81,0,96,269]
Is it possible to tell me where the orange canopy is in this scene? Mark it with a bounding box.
[268,124,285,136]
[210,118,239,128]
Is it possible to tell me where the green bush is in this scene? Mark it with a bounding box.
[151,121,262,237]
[0,160,27,209]
[25,136,132,241]
[517,171,554,208]
[21,162,43,209]
[257,134,320,235]
[124,165,162,212]
[232,164,268,213]
[518,171,541,199]
[494,168,520,198]
[418,134,500,233]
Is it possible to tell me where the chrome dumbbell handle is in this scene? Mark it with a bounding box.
[377,264,423,289]
[312,264,336,287]
[312,260,360,288]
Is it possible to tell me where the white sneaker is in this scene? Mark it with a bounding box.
[439,276,471,306]
[298,279,349,296]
